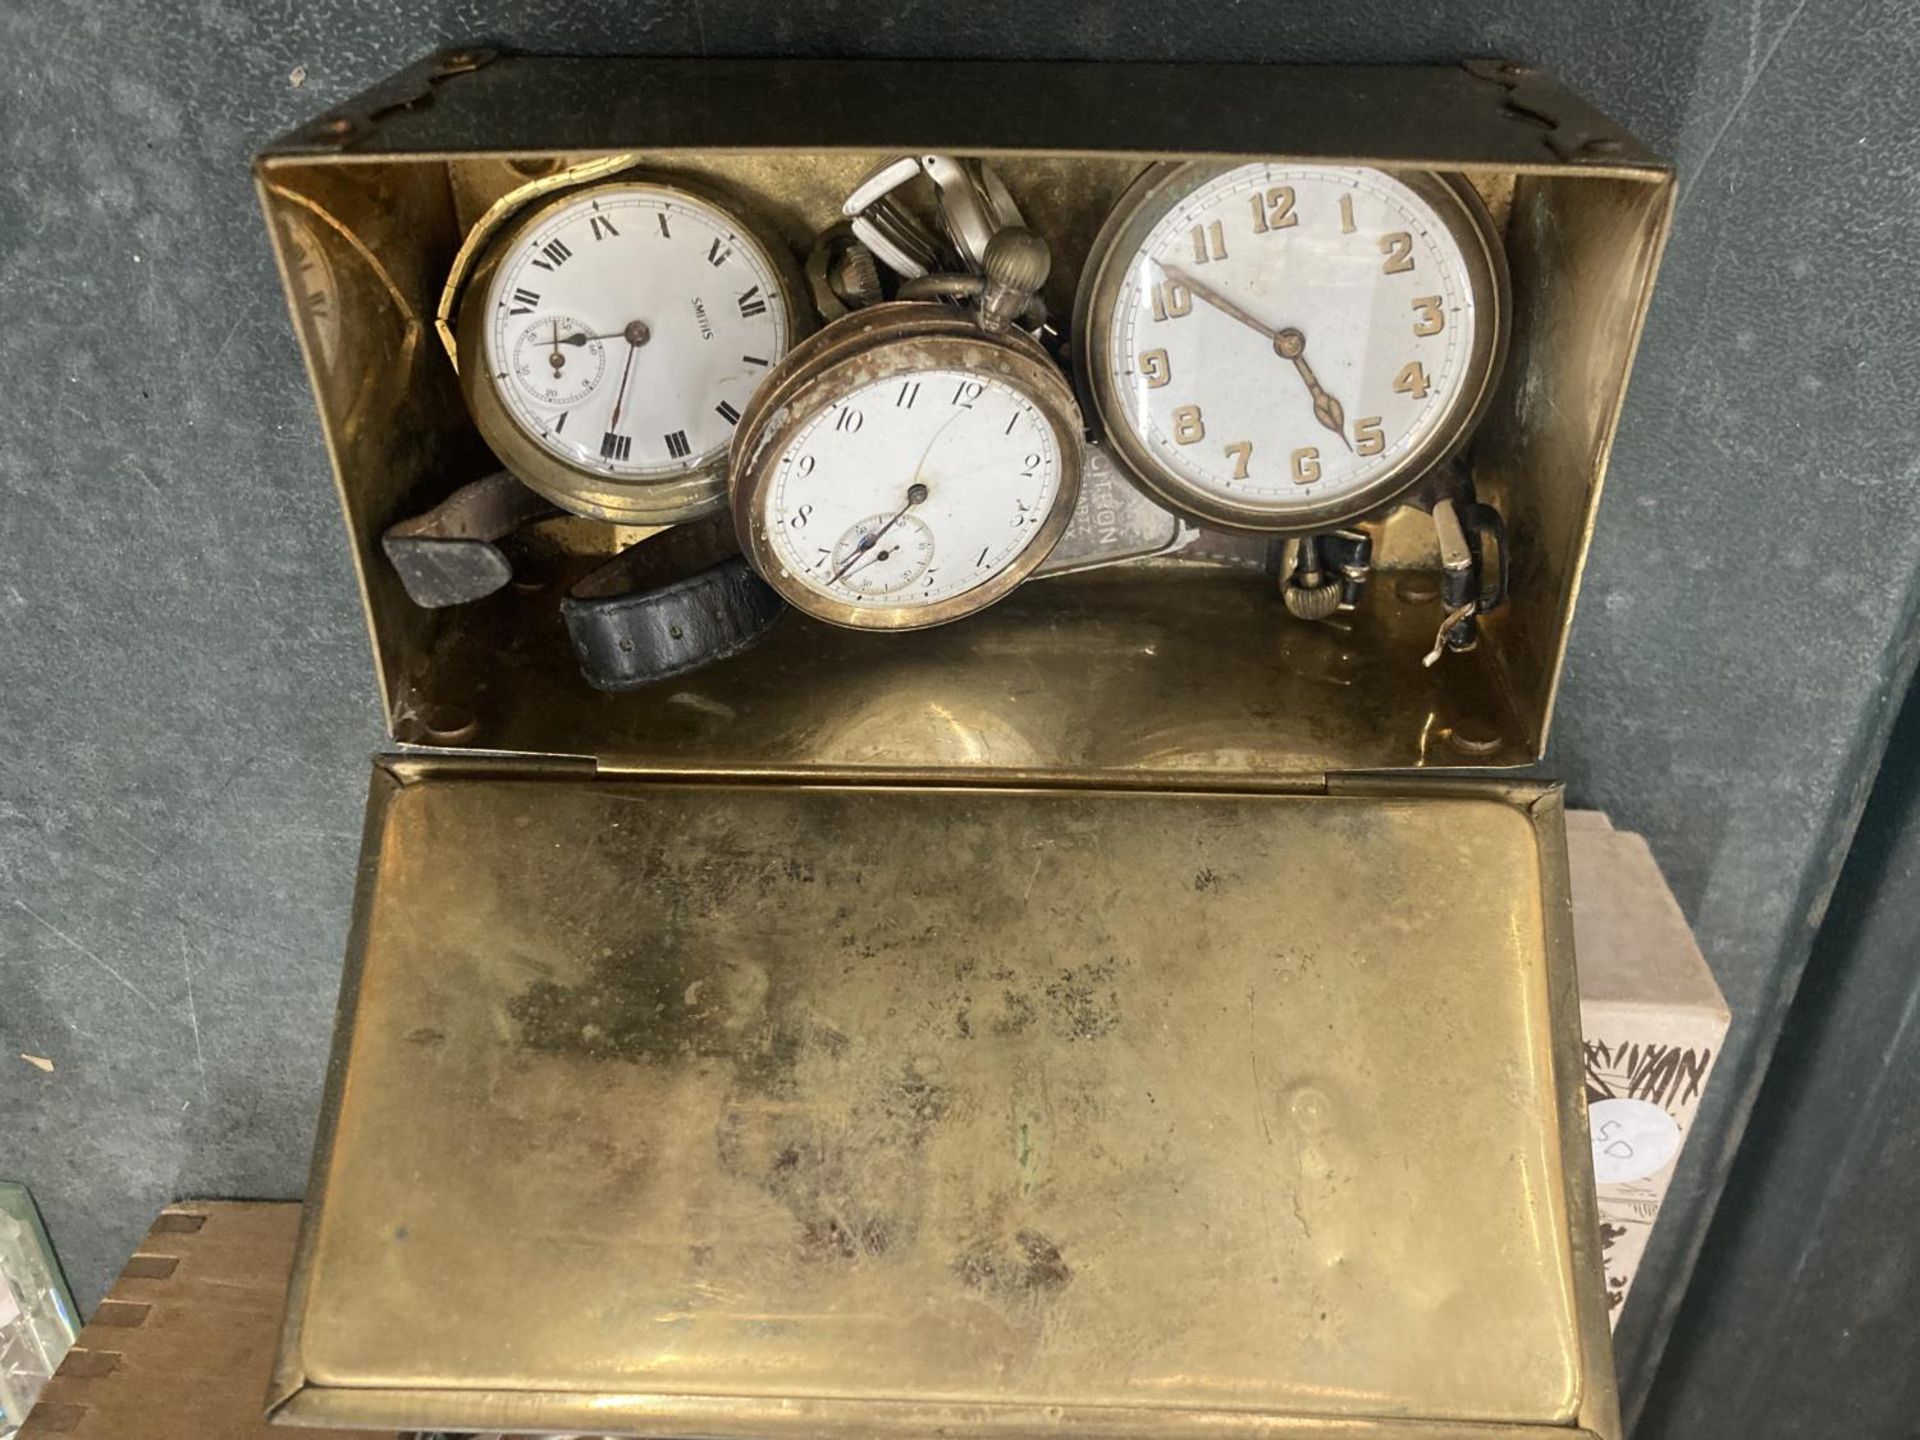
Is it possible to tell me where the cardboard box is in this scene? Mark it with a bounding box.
[1566,811,1729,1324]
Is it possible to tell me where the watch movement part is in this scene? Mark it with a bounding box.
[805,222,887,322]
[976,227,1051,333]
[1323,528,1375,607]
[1281,536,1344,621]
[1422,490,1510,663]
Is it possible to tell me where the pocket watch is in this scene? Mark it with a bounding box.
[455,174,810,524]
[731,293,1083,631]
[1075,162,1509,534]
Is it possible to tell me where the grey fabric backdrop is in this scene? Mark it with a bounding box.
[1,3,1915,1434]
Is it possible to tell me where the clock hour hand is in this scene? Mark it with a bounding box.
[560,319,653,347]
[1275,329,1353,451]
[1157,265,1352,451]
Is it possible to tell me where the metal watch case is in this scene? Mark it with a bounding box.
[730,302,1086,631]
[454,171,812,526]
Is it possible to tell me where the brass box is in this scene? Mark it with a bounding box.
[256,53,1673,1440]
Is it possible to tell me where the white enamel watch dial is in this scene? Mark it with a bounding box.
[457,177,806,523]
[733,309,1084,630]
[771,369,1061,609]
[1078,162,1507,533]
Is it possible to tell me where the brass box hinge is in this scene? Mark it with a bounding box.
[587,757,1333,796]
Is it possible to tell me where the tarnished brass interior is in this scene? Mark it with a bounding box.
[255,87,1671,776]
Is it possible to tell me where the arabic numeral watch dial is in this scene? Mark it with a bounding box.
[1076,162,1509,533]
[731,303,1084,630]
[455,176,810,524]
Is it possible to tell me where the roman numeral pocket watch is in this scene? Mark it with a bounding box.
[451,169,812,525]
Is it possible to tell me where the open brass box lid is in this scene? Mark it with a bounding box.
[256,52,1671,1440]
[271,766,1610,1440]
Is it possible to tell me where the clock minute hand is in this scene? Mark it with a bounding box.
[1156,263,1352,451]
[1156,262,1279,342]
[607,338,639,431]
[602,322,654,433]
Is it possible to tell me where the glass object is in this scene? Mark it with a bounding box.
[0,1182,77,1439]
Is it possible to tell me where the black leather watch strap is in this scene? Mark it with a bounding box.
[561,511,784,690]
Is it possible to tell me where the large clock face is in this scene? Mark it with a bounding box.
[479,182,794,483]
[1083,162,1505,531]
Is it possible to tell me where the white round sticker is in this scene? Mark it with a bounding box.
[1589,1098,1683,1184]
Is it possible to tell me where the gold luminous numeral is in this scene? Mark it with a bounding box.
[1380,232,1415,274]
[1172,405,1205,444]
[1291,446,1321,484]
[1354,415,1385,455]
[1393,361,1431,399]
[1412,296,1445,336]
[1151,280,1192,320]
[1247,186,1298,233]
[1189,219,1227,263]
[1338,193,1357,234]
[1224,440,1252,479]
[1140,348,1171,388]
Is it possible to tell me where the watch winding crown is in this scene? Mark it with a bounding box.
[976,226,1050,333]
